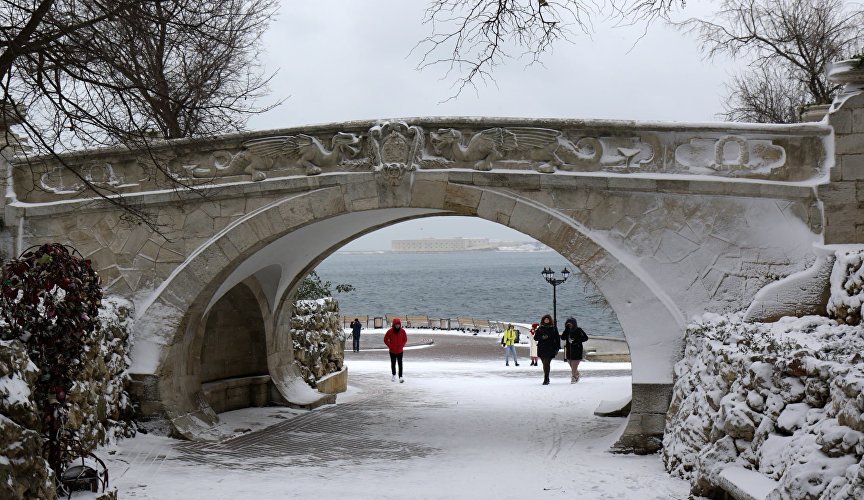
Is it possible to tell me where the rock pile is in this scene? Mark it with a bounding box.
[0,338,54,499]
[0,296,135,499]
[291,298,345,389]
[663,313,864,499]
[66,297,136,449]
[828,248,864,326]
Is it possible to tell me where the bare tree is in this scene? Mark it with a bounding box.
[0,1,278,228]
[680,0,864,123]
[416,0,685,95]
[78,0,278,141]
[722,64,809,123]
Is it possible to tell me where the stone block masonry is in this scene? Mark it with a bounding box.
[822,62,864,244]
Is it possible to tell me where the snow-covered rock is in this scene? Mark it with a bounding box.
[663,313,864,499]
[0,296,135,498]
[0,339,54,499]
[828,248,864,326]
[66,296,137,449]
[291,298,345,389]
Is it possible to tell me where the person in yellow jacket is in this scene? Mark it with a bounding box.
[501,324,520,366]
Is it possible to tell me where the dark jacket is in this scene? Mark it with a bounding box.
[535,323,560,359]
[562,318,588,360]
[351,320,362,337]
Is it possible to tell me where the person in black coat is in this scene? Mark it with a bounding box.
[535,313,560,385]
[561,317,589,383]
[350,318,363,352]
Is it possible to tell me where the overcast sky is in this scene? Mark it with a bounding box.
[248,1,736,250]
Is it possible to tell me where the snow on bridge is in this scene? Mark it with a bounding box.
[3,65,864,452]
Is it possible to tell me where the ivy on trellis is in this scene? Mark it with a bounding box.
[0,243,103,485]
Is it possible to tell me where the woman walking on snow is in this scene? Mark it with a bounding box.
[528,323,539,366]
[384,318,407,383]
[535,314,560,385]
[561,317,589,383]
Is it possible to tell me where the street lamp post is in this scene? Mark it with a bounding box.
[541,267,571,328]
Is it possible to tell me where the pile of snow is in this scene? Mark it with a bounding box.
[291,298,345,388]
[828,248,864,326]
[663,313,864,499]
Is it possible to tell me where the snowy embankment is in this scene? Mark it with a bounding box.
[663,248,864,500]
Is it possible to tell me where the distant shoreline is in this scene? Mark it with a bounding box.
[335,247,555,255]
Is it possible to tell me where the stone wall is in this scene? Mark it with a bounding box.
[662,314,864,499]
[821,61,864,244]
[200,282,268,383]
[291,298,345,389]
[0,296,135,499]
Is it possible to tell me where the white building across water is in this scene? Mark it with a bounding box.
[391,237,496,252]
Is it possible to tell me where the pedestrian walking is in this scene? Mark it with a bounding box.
[384,318,407,383]
[501,323,519,366]
[535,314,560,385]
[350,318,363,352]
[561,317,589,383]
[528,323,539,366]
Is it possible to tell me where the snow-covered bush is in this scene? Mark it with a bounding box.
[291,298,345,388]
[663,313,864,499]
[828,248,864,326]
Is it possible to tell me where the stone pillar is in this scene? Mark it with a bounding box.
[611,383,673,454]
[820,59,864,243]
[0,104,26,261]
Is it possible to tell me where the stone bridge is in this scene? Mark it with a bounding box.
[3,66,864,452]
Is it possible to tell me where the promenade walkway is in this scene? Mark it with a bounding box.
[94,335,688,499]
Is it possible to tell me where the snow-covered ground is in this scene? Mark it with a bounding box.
[83,346,688,499]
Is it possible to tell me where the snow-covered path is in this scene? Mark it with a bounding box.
[96,355,689,499]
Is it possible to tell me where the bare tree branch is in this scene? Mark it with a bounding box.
[416,0,685,97]
[0,0,280,233]
[679,0,864,122]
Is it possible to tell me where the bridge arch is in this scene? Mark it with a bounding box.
[135,172,684,450]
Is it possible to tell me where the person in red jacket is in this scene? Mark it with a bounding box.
[384,318,407,383]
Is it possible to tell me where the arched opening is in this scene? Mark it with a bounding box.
[198,281,270,413]
[135,177,683,452]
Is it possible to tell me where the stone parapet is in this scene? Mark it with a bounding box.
[9,117,830,204]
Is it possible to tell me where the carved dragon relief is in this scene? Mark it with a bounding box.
[427,127,656,173]
[181,125,795,184]
[194,132,361,180]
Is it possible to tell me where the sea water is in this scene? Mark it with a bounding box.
[315,250,625,338]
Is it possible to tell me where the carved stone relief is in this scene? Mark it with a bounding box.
[675,135,786,176]
[368,121,423,186]
[193,132,361,180]
[39,162,139,194]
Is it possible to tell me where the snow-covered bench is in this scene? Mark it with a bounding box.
[716,466,779,500]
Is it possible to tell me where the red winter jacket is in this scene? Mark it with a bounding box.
[384,319,407,354]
